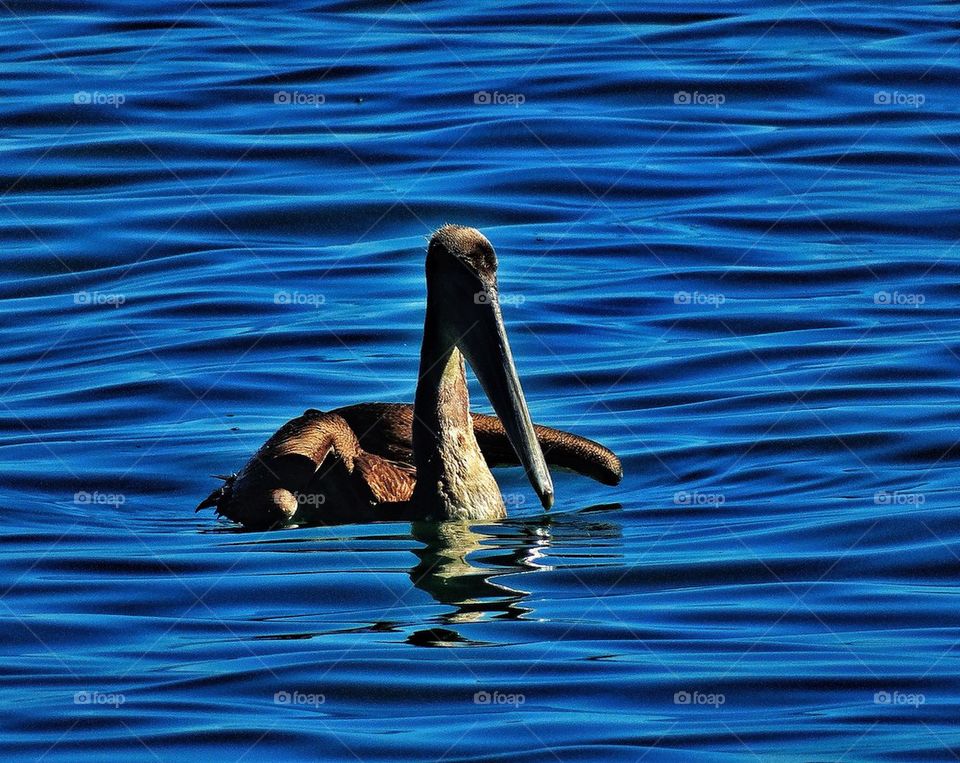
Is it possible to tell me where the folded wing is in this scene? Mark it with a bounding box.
[333,402,623,486]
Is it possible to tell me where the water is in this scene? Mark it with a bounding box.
[1,1,959,759]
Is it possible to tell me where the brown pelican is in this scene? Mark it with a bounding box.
[198,225,621,529]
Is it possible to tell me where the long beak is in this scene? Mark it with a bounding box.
[457,289,554,509]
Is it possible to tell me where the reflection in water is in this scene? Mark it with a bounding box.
[205,507,623,647]
[408,520,543,625]
[406,507,623,645]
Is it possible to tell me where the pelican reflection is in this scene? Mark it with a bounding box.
[405,507,623,645]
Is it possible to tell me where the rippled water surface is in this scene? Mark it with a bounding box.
[3,1,960,759]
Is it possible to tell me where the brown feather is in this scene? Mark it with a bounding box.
[200,403,621,527]
[332,402,623,486]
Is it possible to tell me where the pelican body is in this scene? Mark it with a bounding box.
[199,226,621,529]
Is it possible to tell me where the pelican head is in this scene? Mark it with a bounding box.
[420,225,554,511]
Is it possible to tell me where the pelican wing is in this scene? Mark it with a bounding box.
[198,410,417,529]
[333,403,623,486]
[200,405,622,529]
[197,411,356,529]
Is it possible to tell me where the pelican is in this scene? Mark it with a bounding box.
[198,225,622,529]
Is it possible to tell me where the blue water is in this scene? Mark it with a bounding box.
[2,1,959,759]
